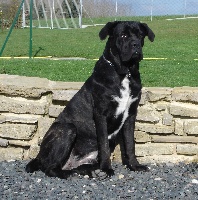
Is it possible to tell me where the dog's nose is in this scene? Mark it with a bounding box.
[133,43,140,49]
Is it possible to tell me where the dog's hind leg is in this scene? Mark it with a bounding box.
[26,158,41,173]
[26,158,41,174]
[42,123,77,178]
[26,122,77,179]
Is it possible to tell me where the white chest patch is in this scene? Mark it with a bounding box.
[108,76,138,140]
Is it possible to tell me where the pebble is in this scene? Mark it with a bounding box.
[118,174,124,179]
[192,179,198,184]
[0,160,197,199]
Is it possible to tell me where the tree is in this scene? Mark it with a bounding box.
[62,0,79,18]
[8,0,22,28]
[38,3,46,19]
[0,6,3,31]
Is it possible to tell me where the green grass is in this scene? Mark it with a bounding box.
[0,59,197,87]
[0,26,104,58]
[140,60,198,87]
[0,16,198,86]
[0,59,95,82]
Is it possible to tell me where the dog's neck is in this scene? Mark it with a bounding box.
[103,52,142,92]
[103,48,140,79]
[103,54,114,67]
[103,53,131,78]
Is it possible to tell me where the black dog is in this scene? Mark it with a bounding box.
[26,21,155,179]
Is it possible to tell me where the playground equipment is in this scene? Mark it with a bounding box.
[0,0,83,58]
[22,0,82,29]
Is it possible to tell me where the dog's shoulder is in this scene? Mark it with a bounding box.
[93,57,119,83]
[89,57,120,93]
[93,56,116,76]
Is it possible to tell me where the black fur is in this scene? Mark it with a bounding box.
[26,21,155,179]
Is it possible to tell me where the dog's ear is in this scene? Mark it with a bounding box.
[140,23,155,42]
[99,21,120,40]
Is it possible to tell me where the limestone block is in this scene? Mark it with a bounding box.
[137,104,160,123]
[136,143,175,156]
[0,138,9,147]
[155,102,168,111]
[49,81,83,90]
[162,113,173,126]
[27,145,40,159]
[135,122,174,134]
[0,74,84,98]
[0,147,23,161]
[49,105,65,117]
[38,117,55,143]
[138,155,197,164]
[3,113,41,123]
[52,90,78,101]
[134,131,151,143]
[172,87,198,103]
[193,155,198,162]
[139,88,148,105]
[0,115,6,123]
[146,87,172,102]
[151,135,198,144]
[0,74,48,98]
[9,140,30,147]
[112,145,121,162]
[184,120,198,135]
[0,96,49,115]
[170,102,198,118]
[177,144,198,155]
[174,119,184,136]
[0,124,36,140]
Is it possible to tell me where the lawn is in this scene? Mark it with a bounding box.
[0,16,198,87]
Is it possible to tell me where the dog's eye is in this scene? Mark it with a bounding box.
[121,34,127,38]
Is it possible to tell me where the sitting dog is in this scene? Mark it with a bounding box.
[26,21,155,179]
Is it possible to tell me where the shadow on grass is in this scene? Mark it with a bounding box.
[33,47,44,57]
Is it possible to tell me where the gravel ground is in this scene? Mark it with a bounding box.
[0,160,197,199]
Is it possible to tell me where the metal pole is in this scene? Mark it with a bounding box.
[52,0,55,28]
[22,2,26,28]
[184,0,187,18]
[79,0,83,28]
[50,0,54,29]
[29,0,33,58]
[150,0,153,21]
[0,0,25,57]
[115,0,118,21]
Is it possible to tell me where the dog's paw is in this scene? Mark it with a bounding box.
[127,164,149,172]
[105,168,115,177]
[92,169,114,179]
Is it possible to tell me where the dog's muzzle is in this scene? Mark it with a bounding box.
[133,51,143,61]
[132,42,143,61]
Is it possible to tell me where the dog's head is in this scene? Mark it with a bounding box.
[99,21,155,62]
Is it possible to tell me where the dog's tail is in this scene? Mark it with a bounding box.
[25,158,41,173]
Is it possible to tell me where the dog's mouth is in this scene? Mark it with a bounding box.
[120,48,143,62]
[132,51,143,61]
[122,52,143,62]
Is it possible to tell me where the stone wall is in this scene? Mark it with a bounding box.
[0,74,197,163]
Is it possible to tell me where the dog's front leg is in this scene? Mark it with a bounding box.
[94,111,114,177]
[120,115,149,171]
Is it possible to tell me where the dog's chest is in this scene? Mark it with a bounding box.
[108,76,138,140]
[114,77,134,117]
